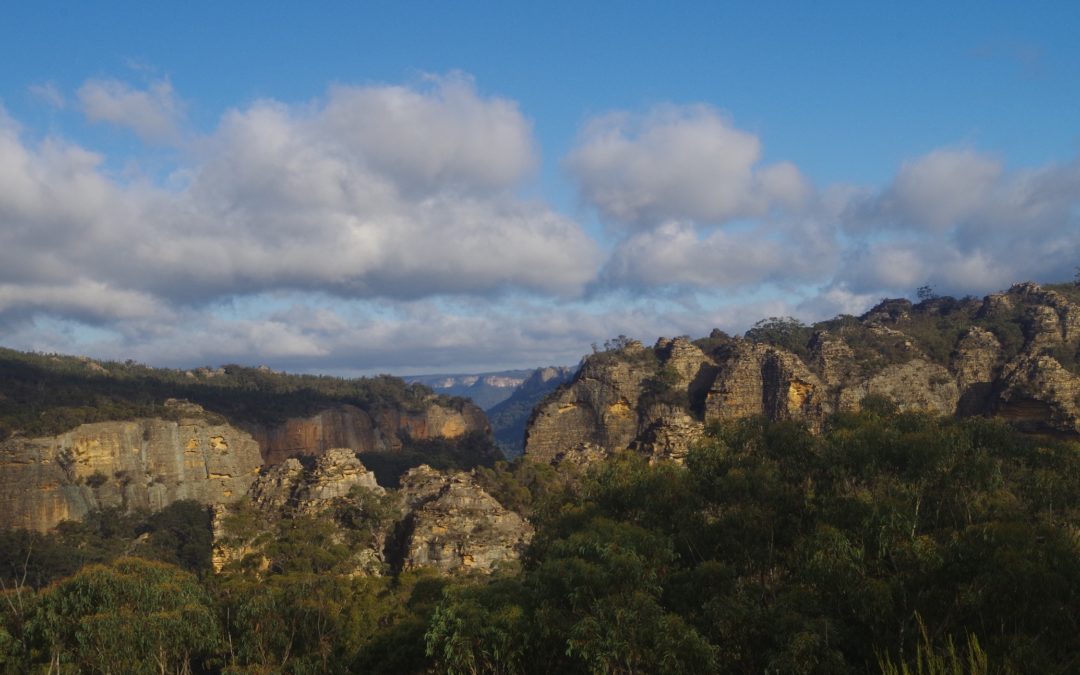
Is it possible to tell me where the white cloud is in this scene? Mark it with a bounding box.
[3,78,1080,374]
[78,78,183,142]
[321,73,536,194]
[0,280,162,323]
[0,77,601,333]
[566,104,811,228]
[838,148,1080,295]
[602,222,780,288]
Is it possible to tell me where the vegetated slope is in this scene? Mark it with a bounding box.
[524,281,1080,464]
[0,348,475,441]
[486,366,575,458]
[2,410,1077,673]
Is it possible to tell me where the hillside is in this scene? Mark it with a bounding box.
[0,280,1079,672]
[0,349,478,440]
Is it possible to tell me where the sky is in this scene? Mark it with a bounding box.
[0,1,1078,375]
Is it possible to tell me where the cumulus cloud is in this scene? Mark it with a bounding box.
[77,78,184,142]
[567,104,811,228]
[320,74,537,194]
[566,103,832,295]
[600,219,837,290]
[839,148,1080,295]
[4,78,1080,374]
[0,280,162,323]
[0,77,600,331]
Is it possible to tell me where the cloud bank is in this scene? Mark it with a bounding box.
[1,77,1078,372]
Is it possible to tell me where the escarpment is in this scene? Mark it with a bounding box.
[524,282,1080,465]
[0,355,493,532]
[246,401,488,465]
[0,400,263,532]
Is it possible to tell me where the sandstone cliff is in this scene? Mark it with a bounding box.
[0,400,262,532]
[211,448,391,574]
[247,401,488,465]
[523,282,1080,465]
[1,392,490,533]
[487,365,576,458]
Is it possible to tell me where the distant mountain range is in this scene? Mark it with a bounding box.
[405,370,534,410]
[407,366,577,457]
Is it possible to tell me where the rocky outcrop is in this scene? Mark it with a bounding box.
[952,327,1002,414]
[244,448,384,517]
[212,457,532,576]
[212,448,390,573]
[634,412,704,464]
[866,359,958,414]
[247,401,488,465]
[997,354,1080,434]
[398,465,533,574]
[523,338,718,464]
[523,341,654,464]
[705,342,829,430]
[522,281,1080,467]
[0,401,262,532]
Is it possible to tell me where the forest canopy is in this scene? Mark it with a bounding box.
[2,407,1077,673]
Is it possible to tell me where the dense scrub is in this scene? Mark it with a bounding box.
[0,347,466,441]
[2,410,1078,673]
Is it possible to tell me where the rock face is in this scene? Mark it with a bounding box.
[523,341,654,464]
[212,459,532,576]
[523,282,1080,466]
[487,366,577,458]
[247,402,488,466]
[705,342,828,429]
[997,355,1080,433]
[398,465,533,574]
[245,448,384,517]
[0,401,262,532]
[0,395,488,532]
[524,338,718,464]
[212,448,389,573]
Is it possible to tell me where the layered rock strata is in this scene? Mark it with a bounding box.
[248,402,489,466]
[0,401,262,531]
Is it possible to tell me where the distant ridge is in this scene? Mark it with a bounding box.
[406,369,537,410]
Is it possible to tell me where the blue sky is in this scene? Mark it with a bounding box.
[1,2,1078,374]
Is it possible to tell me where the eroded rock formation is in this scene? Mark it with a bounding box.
[397,465,533,574]
[211,458,532,576]
[523,282,1080,466]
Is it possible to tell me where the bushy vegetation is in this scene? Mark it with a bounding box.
[364,431,504,487]
[745,316,816,360]
[0,347,465,441]
[2,410,1077,673]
